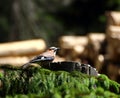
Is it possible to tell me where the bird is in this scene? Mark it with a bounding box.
[22,46,59,69]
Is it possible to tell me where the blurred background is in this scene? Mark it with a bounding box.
[0,0,120,82]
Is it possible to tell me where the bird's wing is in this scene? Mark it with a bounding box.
[22,55,54,69]
[29,55,54,63]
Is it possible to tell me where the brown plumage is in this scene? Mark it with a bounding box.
[22,47,59,69]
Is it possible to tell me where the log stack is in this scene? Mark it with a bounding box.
[86,33,105,69]
[0,39,46,66]
[106,11,120,62]
[59,34,105,68]
[59,36,88,61]
[104,11,120,82]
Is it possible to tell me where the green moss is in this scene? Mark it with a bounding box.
[0,67,120,98]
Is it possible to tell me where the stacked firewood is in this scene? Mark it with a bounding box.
[106,11,120,62]
[103,11,120,82]
[59,33,105,69]
[0,39,46,66]
[86,33,105,69]
[59,36,88,61]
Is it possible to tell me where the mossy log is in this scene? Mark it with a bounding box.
[43,61,98,76]
[0,66,120,98]
[0,61,98,76]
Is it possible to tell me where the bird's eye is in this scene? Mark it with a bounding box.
[48,49,52,51]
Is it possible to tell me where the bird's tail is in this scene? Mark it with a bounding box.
[22,62,30,69]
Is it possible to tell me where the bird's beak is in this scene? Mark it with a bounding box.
[56,47,60,51]
[56,47,60,50]
[54,47,60,52]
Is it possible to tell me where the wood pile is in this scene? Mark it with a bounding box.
[59,33,105,68]
[107,63,120,82]
[87,33,106,51]
[102,11,120,82]
[106,25,120,62]
[106,11,120,62]
[106,11,120,26]
[86,33,105,70]
[59,36,88,61]
[0,39,46,66]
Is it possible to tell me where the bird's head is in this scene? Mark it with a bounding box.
[48,47,60,55]
[49,47,59,52]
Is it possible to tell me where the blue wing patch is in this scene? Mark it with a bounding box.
[29,56,54,63]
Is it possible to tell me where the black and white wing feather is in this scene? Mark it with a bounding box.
[22,55,54,69]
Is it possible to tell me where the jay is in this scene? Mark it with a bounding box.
[22,47,59,69]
